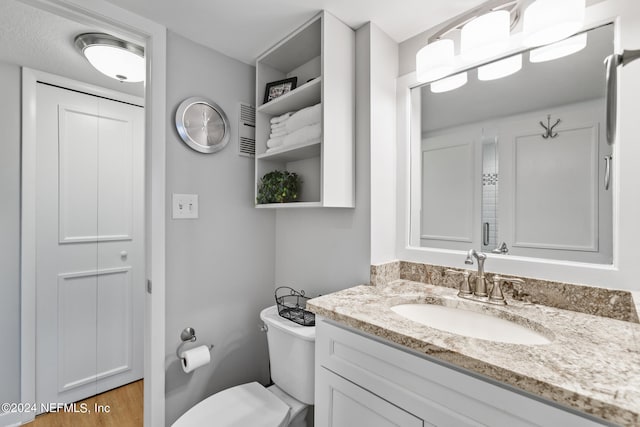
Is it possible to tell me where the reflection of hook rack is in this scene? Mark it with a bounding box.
[176,327,214,360]
[540,114,561,139]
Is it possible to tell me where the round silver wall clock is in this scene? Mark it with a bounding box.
[175,97,230,154]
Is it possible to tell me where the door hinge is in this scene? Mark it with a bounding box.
[147,279,152,294]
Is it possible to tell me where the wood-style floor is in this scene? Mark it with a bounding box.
[28,380,143,427]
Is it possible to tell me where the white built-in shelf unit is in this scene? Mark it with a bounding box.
[254,11,355,208]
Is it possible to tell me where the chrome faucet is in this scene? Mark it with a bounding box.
[465,249,488,297]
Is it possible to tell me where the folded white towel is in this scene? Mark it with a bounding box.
[266,137,321,154]
[286,103,321,133]
[283,122,322,147]
[270,112,292,124]
[271,122,287,131]
[270,129,288,138]
[266,137,285,149]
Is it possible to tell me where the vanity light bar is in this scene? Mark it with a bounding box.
[418,0,586,87]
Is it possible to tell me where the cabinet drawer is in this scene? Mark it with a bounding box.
[316,367,425,427]
[316,319,607,427]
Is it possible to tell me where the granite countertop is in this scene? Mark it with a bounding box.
[307,280,640,426]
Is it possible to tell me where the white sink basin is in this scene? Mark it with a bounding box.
[391,303,551,345]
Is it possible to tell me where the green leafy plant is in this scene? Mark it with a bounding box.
[256,170,302,204]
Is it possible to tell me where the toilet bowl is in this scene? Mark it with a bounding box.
[171,382,307,427]
[172,305,315,427]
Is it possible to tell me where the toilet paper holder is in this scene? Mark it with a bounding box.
[176,327,214,360]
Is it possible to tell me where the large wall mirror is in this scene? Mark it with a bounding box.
[410,24,614,265]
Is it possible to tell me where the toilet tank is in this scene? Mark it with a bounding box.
[260,305,315,405]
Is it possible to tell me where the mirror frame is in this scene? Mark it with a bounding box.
[395,0,640,292]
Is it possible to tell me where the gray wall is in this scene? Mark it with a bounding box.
[0,61,21,409]
[164,32,276,425]
[273,26,372,297]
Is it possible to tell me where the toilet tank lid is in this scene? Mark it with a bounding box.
[171,382,289,427]
[260,305,315,341]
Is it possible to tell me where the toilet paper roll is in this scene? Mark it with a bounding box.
[181,345,211,373]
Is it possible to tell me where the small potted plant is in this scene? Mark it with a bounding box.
[256,170,302,204]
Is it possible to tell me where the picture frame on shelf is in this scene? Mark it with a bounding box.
[263,77,298,104]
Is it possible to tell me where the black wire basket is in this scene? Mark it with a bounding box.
[275,286,315,326]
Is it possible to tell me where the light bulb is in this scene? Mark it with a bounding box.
[478,54,522,80]
[530,33,587,63]
[523,0,585,47]
[416,39,455,83]
[430,72,468,93]
[461,10,510,62]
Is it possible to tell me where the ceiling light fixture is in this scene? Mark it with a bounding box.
[430,72,468,93]
[75,33,145,83]
[478,54,522,80]
[415,0,519,84]
[529,33,588,63]
[523,0,585,47]
[415,0,587,90]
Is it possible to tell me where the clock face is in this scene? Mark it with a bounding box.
[176,98,230,153]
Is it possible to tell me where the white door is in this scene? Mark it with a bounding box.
[35,83,144,408]
[498,100,612,264]
[420,128,480,251]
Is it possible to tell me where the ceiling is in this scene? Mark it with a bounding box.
[0,0,489,99]
[103,0,486,65]
[0,0,144,97]
[0,0,602,99]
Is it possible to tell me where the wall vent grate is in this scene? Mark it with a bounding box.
[238,103,255,157]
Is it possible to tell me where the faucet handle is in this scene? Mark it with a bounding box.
[445,269,473,296]
[488,275,508,304]
[488,275,525,305]
[496,276,525,285]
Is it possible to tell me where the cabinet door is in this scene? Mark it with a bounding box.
[316,367,425,427]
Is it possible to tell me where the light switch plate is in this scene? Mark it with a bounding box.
[172,193,199,219]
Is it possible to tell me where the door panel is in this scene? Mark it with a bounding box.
[58,105,99,243]
[514,126,598,251]
[97,268,133,381]
[57,271,98,393]
[498,100,611,263]
[97,112,134,241]
[36,82,144,409]
[421,129,478,250]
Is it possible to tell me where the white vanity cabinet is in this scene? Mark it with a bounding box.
[315,319,608,427]
[254,11,355,208]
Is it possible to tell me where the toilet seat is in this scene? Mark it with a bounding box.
[172,382,290,427]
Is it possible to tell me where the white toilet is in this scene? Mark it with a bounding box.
[172,305,316,427]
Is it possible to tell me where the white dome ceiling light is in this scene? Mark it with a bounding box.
[75,33,145,83]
